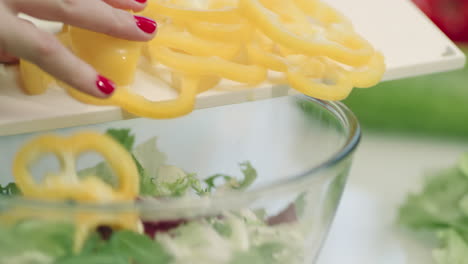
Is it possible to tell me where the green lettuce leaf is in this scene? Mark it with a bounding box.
[131,137,203,197]
[132,137,167,181]
[399,152,468,263]
[204,162,257,193]
[106,129,135,152]
[77,132,167,195]
[77,129,258,197]
[230,243,285,264]
[77,163,117,188]
[109,230,172,264]
[0,182,21,196]
[398,166,468,232]
[77,128,137,188]
[156,211,304,264]
[56,254,128,264]
[433,230,468,264]
[0,220,74,263]
[57,230,172,264]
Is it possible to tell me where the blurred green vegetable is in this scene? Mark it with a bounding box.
[0,182,21,196]
[399,152,468,263]
[344,45,468,139]
[433,230,468,264]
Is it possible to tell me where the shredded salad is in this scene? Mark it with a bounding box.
[0,129,306,264]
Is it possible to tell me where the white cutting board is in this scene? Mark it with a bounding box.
[0,0,465,136]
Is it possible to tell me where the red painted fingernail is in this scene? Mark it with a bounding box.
[96,75,115,95]
[134,15,157,34]
[135,0,146,3]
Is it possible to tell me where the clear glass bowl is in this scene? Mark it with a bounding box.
[0,95,360,264]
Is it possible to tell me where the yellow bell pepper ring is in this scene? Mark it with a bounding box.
[287,62,354,101]
[238,0,375,67]
[149,46,267,85]
[345,52,386,88]
[246,42,288,72]
[147,0,241,24]
[294,0,353,30]
[13,132,139,200]
[68,26,144,87]
[186,21,253,43]
[18,28,71,96]
[150,25,241,59]
[19,59,55,95]
[256,0,312,29]
[111,75,199,118]
[62,75,200,119]
[171,72,221,94]
[286,55,326,78]
[12,131,142,253]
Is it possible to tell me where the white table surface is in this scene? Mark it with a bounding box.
[317,131,468,264]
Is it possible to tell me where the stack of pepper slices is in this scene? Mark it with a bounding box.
[19,0,386,119]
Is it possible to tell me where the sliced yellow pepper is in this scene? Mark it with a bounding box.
[258,0,312,29]
[247,31,327,76]
[286,55,325,77]
[19,60,55,95]
[345,52,386,88]
[13,132,138,201]
[146,0,241,24]
[171,72,220,94]
[246,42,287,72]
[287,58,353,101]
[150,25,241,59]
[62,74,200,119]
[186,21,252,42]
[293,0,353,30]
[111,75,199,118]
[19,0,386,115]
[18,27,74,96]
[148,46,267,85]
[68,26,143,87]
[12,131,141,252]
[238,0,374,67]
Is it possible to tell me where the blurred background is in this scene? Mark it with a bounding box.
[317,2,468,264]
[344,0,468,140]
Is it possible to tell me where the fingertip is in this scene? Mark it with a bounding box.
[134,15,157,35]
[0,57,19,64]
[0,51,19,64]
[95,74,116,97]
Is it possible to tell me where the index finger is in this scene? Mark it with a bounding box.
[8,0,157,42]
[0,14,115,98]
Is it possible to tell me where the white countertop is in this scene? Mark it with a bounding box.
[317,131,468,264]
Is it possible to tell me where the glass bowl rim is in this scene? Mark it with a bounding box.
[0,95,361,214]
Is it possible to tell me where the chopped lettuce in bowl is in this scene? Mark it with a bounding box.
[0,129,313,264]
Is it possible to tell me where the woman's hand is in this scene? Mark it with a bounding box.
[0,0,157,98]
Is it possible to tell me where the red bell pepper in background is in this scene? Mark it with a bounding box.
[412,0,468,43]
